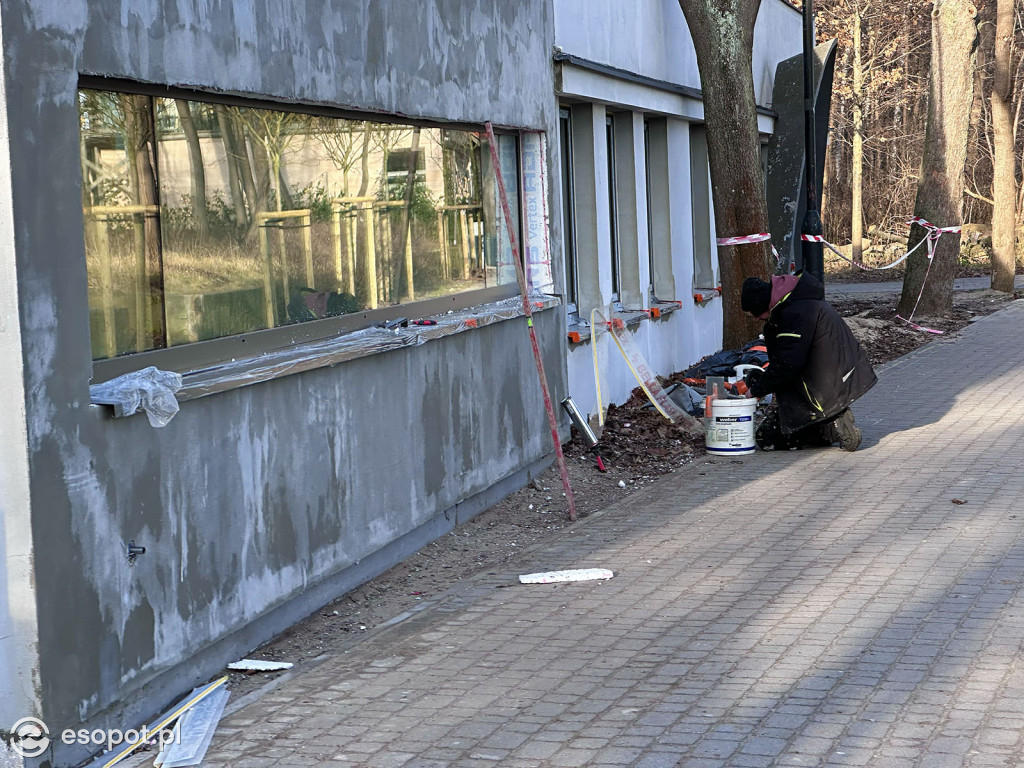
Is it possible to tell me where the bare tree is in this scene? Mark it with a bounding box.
[677,0,771,349]
[314,117,365,194]
[989,0,1020,292]
[174,100,209,235]
[897,0,978,319]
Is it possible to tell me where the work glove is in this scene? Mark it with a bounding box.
[744,369,766,398]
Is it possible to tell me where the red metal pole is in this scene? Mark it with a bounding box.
[484,122,577,522]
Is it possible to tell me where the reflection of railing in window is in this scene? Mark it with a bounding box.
[437,205,484,284]
[331,199,487,312]
[83,205,161,359]
[333,197,378,310]
[256,209,314,326]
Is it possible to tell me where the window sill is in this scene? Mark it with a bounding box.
[567,306,667,346]
[93,296,561,412]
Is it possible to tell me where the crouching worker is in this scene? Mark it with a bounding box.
[740,271,877,451]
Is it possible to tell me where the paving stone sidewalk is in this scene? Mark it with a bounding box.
[202,300,1024,768]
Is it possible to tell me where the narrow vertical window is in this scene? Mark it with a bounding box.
[558,108,578,307]
[606,114,620,299]
[644,119,654,296]
[689,123,715,289]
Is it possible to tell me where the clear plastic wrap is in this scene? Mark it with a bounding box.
[89,366,184,427]
[176,296,559,401]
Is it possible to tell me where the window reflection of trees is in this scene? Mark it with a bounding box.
[79,89,519,360]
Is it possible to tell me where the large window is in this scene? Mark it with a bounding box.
[78,88,520,361]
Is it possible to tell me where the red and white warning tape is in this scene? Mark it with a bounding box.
[897,217,961,334]
[804,217,960,334]
[716,232,772,246]
[716,232,782,267]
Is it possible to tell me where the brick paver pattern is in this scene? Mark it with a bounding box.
[202,302,1024,768]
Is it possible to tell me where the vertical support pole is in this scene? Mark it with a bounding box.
[132,212,148,351]
[347,210,357,295]
[258,215,276,326]
[364,202,378,309]
[278,219,291,311]
[382,207,392,302]
[93,215,117,357]
[332,202,343,286]
[405,218,415,301]
[303,212,314,288]
[484,122,578,522]
[437,210,449,280]
[801,0,824,283]
[459,209,471,279]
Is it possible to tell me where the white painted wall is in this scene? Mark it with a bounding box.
[554,0,700,92]
[554,0,800,420]
[554,0,802,106]
[0,13,41,727]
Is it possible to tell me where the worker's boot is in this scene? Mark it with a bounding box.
[832,409,862,452]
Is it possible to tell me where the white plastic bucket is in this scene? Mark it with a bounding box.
[705,397,758,455]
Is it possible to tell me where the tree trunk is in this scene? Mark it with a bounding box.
[119,94,165,349]
[395,127,422,300]
[851,8,865,265]
[174,99,209,235]
[677,0,771,349]
[355,123,373,307]
[233,114,264,241]
[215,105,248,234]
[989,0,1017,293]
[897,0,977,319]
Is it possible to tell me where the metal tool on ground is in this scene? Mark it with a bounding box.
[561,396,607,472]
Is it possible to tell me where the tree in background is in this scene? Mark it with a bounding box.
[174,100,210,236]
[897,0,978,318]
[819,0,1022,289]
[818,0,931,251]
[677,0,772,349]
[989,0,1021,292]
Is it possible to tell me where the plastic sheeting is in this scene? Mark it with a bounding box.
[89,297,558,412]
[177,296,558,401]
[89,366,184,427]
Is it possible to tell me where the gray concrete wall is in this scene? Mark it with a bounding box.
[0,1,559,763]
[0,9,41,729]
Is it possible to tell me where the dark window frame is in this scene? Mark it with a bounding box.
[605,113,621,300]
[558,107,579,309]
[643,118,655,296]
[79,77,524,384]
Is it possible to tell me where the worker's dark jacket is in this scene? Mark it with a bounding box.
[749,272,877,434]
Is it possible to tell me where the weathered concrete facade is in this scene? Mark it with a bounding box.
[0,10,40,731]
[1,2,560,766]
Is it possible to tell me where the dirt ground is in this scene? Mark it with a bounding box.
[222,282,1018,698]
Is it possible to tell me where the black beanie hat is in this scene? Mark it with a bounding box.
[741,277,771,316]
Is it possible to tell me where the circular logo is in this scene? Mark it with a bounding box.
[10,717,50,758]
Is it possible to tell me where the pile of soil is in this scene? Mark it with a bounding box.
[222,287,1017,698]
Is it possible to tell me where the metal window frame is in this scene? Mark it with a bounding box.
[558,107,579,313]
[643,118,655,297]
[605,113,621,302]
[80,77,524,383]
